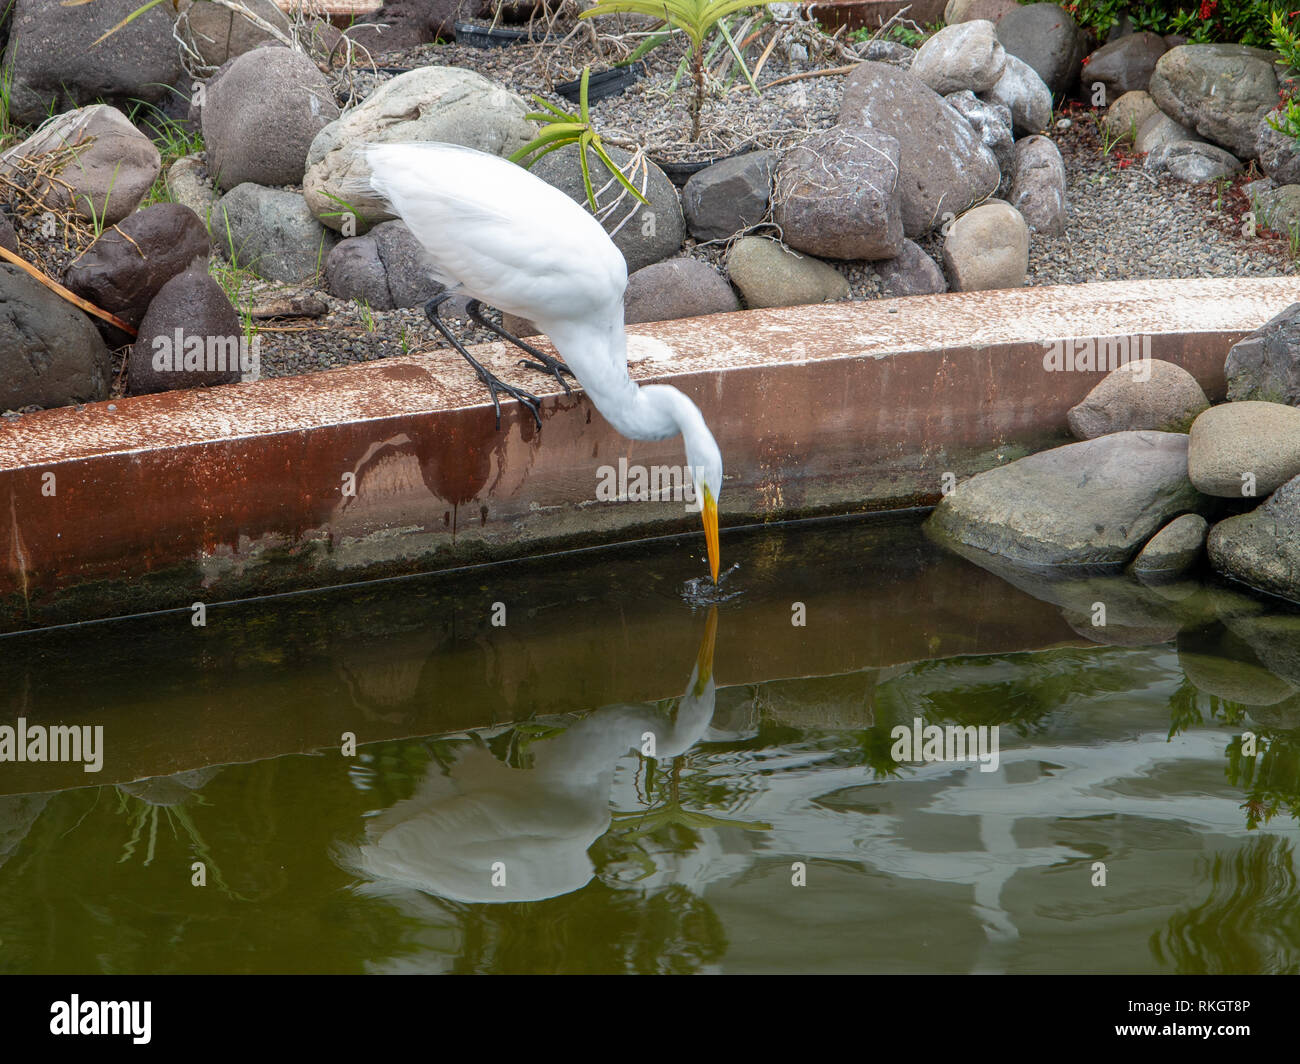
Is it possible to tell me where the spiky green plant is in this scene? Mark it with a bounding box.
[579,0,777,141]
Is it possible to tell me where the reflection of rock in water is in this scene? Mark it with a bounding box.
[117,766,221,806]
[754,670,878,731]
[335,626,446,724]
[0,793,50,870]
[1178,625,1298,707]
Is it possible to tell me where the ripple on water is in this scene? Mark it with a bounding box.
[681,564,745,607]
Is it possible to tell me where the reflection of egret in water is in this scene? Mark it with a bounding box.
[339,609,736,904]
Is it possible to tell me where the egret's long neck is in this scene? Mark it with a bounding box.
[548,322,698,442]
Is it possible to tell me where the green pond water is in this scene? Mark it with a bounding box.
[1,513,1299,974]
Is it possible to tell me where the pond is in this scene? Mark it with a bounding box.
[1,513,1298,974]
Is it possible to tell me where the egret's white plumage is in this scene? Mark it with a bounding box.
[363,141,723,579]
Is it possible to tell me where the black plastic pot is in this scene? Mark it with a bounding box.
[555,62,646,104]
[453,20,561,48]
[654,153,736,188]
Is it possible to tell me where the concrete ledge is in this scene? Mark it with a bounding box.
[1,278,1294,630]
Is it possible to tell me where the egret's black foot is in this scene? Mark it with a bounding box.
[465,299,575,396]
[424,294,543,430]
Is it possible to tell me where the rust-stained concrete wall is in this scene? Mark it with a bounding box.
[1,278,1294,630]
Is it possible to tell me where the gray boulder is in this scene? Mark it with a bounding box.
[0,212,17,252]
[325,236,394,310]
[215,184,338,283]
[1252,183,1300,232]
[995,3,1087,96]
[1208,475,1300,602]
[681,151,774,241]
[304,67,534,231]
[945,0,1017,21]
[0,264,111,411]
[1226,302,1300,405]
[942,201,1029,291]
[1256,113,1300,185]
[773,126,903,261]
[1009,134,1066,235]
[726,237,849,309]
[177,0,293,68]
[840,61,1000,238]
[872,239,947,296]
[910,19,1006,95]
[624,259,740,324]
[1144,140,1243,183]
[1149,44,1278,158]
[533,144,685,273]
[1134,110,1201,154]
[1131,513,1208,580]
[63,203,210,329]
[165,155,220,223]
[926,430,1207,567]
[1188,401,1300,498]
[1,0,183,124]
[1103,90,1161,142]
[980,52,1053,135]
[129,266,244,395]
[202,46,340,190]
[371,219,438,308]
[946,90,1015,195]
[1082,31,1167,99]
[0,105,160,225]
[1067,358,1208,439]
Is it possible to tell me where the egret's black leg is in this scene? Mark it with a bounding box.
[424,293,542,430]
[465,299,574,396]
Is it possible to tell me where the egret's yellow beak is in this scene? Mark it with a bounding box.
[702,488,719,584]
[694,606,718,694]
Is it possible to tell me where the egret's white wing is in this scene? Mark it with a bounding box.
[363,142,627,325]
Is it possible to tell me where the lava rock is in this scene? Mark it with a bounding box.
[215,184,338,283]
[840,61,1000,238]
[304,67,534,231]
[1082,31,1167,99]
[624,259,740,324]
[942,201,1029,291]
[325,235,394,309]
[995,3,1087,96]
[0,264,112,410]
[773,126,903,261]
[202,46,340,190]
[371,219,438,308]
[872,239,947,296]
[1009,134,1066,235]
[1144,140,1243,183]
[979,52,1053,137]
[726,236,849,309]
[1,0,183,124]
[1208,475,1300,602]
[1226,302,1300,405]
[532,143,685,273]
[0,105,160,225]
[129,266,245,395]
[1131,513,1208,579]
[927,430,1207,567]
[1149,44,1278,158]
[63,203,210,329]
[910,19,1006,95]
[1188,401,1300,498]
[681,151,774,242]
[1067,359,1209,439]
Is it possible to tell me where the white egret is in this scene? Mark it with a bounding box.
[361,142,722,582]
